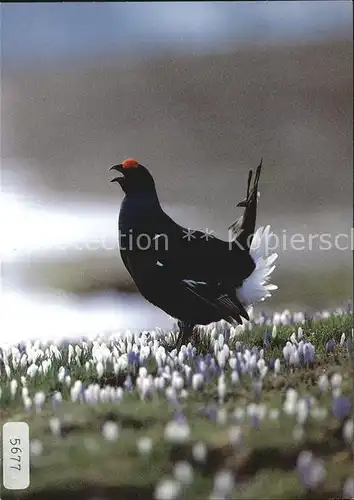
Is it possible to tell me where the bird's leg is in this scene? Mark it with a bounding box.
[175,321,195,351]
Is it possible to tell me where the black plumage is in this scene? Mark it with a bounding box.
[110,157,263,350]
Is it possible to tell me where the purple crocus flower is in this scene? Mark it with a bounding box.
[186,347,193,358]
[252,381,263,401]
[127,351,137,366]
[305,396,313,410]
[296,451,313,478]
[332,396,351,420]
[194,356,203,373]
[298,458,326,489]
[202,368,211,382]
[52,392,62,410]
[209,359,219,376]
[268,359,275,370]
[263,329,271,349]
[173,409,187,423]
[325,339,336,353]
[204,353,212,365]
[236,357,244,375]
[249,413,260,430]
[303,342,315,365]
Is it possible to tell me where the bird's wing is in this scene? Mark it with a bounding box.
[180,278,249,323]
[154,242,250,323]
[154,220,255,287]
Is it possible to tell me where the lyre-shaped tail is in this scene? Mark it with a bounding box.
[229,159,262,251]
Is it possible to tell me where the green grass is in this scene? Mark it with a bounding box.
[0,313,353,500]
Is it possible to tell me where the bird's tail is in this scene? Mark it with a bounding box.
[229,159,262,252]
[236,225,278,306]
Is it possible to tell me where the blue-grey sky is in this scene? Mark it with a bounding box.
[2,1,352,68]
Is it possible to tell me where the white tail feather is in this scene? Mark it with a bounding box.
[236,225,278,306]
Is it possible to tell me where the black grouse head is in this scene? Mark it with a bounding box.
[110,158,155,195]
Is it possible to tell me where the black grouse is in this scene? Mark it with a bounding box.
[110,158,277,350]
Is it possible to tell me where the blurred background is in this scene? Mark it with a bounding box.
[1,1,353,343]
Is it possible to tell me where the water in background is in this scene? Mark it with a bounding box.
[2,2,352,344]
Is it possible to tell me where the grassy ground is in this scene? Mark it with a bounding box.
[0,312,353,500]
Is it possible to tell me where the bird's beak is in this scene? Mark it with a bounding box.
[110,164,124,183]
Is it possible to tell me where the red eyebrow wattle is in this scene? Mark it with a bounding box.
[122,158,139,169]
